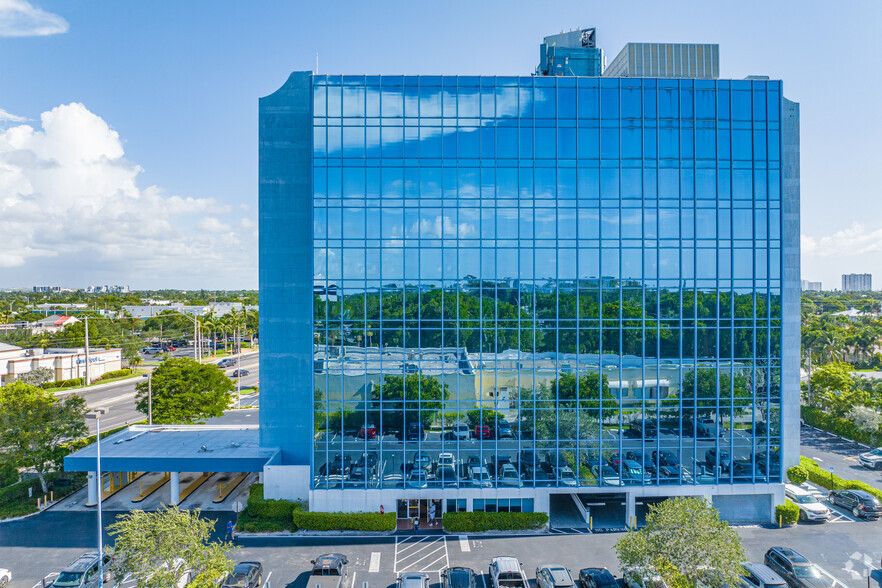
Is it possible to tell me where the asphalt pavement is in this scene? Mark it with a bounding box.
[800,422,882,489]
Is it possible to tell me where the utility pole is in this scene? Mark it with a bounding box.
[83,316,90,388]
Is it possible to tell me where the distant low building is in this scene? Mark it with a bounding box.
[30,314,79,335]
[0,343,122,386]
[121,302,256,319]
[801,280,822,292]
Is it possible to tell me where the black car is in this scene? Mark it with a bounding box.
[704,448,731,473]
[348,465,375,482]
[519,450,538,475]
[624,419,658,438]
[653,450,679,467]
[442,567,477,588]
[764,547,832,588]
[222,561,263,588]
[405,422,426,441]
[434,466,459,487]
[578,568,617,588]
[828,489,882,519]
[232,369,250,377]
[327,454,352,476]
[490,454,514,475]
[753,450,781,475]
[356,452,379,468]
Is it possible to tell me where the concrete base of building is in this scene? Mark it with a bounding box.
[303,483,784,525]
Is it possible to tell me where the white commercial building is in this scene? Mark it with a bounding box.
[0,343,123,386]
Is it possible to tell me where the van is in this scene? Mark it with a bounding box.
[405,423,426,441]
[739,563,786,588]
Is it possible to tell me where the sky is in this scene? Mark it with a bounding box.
[0,0,880,290]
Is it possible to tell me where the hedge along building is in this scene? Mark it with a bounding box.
[258,28,801,524]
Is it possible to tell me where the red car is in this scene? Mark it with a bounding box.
[358,424,377,439]
[474,425,492,440]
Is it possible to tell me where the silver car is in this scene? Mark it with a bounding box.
[399,572,431,588]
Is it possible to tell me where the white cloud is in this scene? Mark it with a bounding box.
[802,223,882,257]
[0,102,256,288]
[0,0,68,37]
[0,107,26,124]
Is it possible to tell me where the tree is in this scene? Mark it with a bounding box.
[549,372,617,418]
[108,506,234,588]
[847,405,882,446]
[0,382,87,492]
[17,366,55,386]
[466,409,505,429]
[615,497,745,588]
[809,362,861,416]
[135,357,234,424]
[369,373,449,432]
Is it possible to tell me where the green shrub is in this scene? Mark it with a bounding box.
[236,509,294,533]
[441,511,549,532]
[801,406,879,446]
[96,369,133,381]
[291,510,396,531]
[42,377,84,389]
[800,456,882,501]
[775,501,799,526]
[787,465,808,486]
[0,472,87,519]
[245,483,301,519]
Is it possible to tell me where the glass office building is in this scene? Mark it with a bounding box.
[259,43,800,523]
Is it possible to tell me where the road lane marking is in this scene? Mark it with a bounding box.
[459,535,470,552]
[811,456,823,462]
[369,552,381,573]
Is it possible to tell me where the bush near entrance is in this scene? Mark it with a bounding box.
[776,501,799,526]
[441,511,549,532]
[236,484,300,533]
[291,510,396,531]
[786,465,808,486]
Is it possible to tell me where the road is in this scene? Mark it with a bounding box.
[800,422,882,489]
[66,351,260,433]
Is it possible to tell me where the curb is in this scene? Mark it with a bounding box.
[805,423,871,450]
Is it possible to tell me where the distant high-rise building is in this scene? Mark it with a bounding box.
[536,28,605,77]
[801,280,822,292]
[842,273,872,292]
[604,42,719,79]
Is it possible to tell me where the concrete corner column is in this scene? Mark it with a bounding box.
[170,472,180,506]
[625,493,636,528]
[87,471,97,506]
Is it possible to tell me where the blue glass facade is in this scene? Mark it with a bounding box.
[260,71,798,511]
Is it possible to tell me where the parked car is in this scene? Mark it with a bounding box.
[406,469,430,489]
[625,451,657,476]
[621,460,652,484]
[406,422,426,441]
[474,425,492,440]
[348,465,375,482]
[356,452,378,469]
[489,557,529,588]
[47,553,111,588]
[434,466,459,487]
[622,567,668,588]
[740,562,787,588]
[357,423,377,439]
[231,369,250,377]
[446,423,471,440]
[704,448,731,473]
[764,547,833,587]
[519,450,539,475]
[858,447,882,470]
[411,453,433,472]
[469,466,493,488]
[398,572,431,588]
[222,561,263,588]
[625,419,658,439]
[554,466,578,487]
[578,568,617,588]
[496,420,515,439]
[536,566,575,588]
[498,464,522,487]
[658,464,693,485]
[327,454,352,476]
[591,465,623,486]
[308,554,349,588]
[784,485,830,522]
[442,568,477,588]
[653,450,679,467]
[0,568,10,587]
[827,489,882,519]
[437,452,457,470]
[491,454,514,475]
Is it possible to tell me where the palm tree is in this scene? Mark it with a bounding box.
[201,314,220,357]
[229,308,246,357]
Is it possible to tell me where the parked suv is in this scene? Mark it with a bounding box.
[442,567,477,588]
[445,423,471,440]
[739,563,787,588]
[828,489,882,519]
[536,566,575,588]
[764,547,832,588]
[858,447,882,470]
[48,552,111,588]
[222,562,264,588]
[783,484,829,522]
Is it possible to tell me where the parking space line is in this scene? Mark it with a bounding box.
[459,535,470,552]
[369,552,381,573]
[394,536,449,573]
[394,537,399,574]
[398,544,446,570]
[817,566,847,587]
[351,571,357,588]
[262,571,273,588]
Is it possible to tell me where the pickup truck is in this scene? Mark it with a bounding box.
[489,557,529,588]
[308,554,349,588]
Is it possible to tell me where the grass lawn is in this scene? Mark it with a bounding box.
[0,472,87,519]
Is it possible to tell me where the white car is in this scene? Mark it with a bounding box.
[554,466,577,487]
[784,484,830,522]
[437,452,457,470]
[858,447,882,470]
[0,568,10,587]
[498,464,522,487]
[469,466,493,488]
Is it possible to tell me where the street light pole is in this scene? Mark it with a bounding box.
[86,407,109,586]
[142,373,153,425]
[83,316,91,389]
